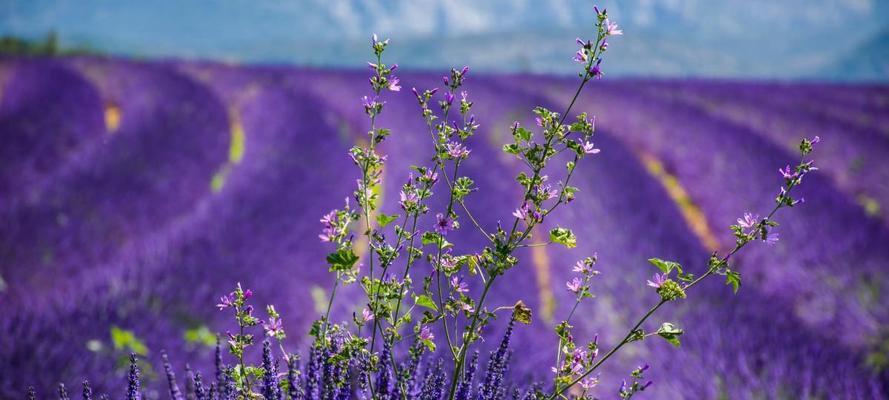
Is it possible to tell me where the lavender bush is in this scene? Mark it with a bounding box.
[13,6,839,400]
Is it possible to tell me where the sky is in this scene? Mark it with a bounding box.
[2,0,888,81]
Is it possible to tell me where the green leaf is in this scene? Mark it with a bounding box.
[422,338,437,352]
[514,127,533,142]
[549,227,577,249]
[110,326,149,355]
[421,232,453,249]
[327,248,359,272]
[376,213,399,228]
[414,294,438,312]
[725,270,741,294]
[656,322,684,347]
[183,325,217,347]
[503,143,521,155]
[648,258,682,275]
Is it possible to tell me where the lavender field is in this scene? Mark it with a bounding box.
[1,56,888,399]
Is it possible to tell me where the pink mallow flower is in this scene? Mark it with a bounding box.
[388,76,401,92]
[419,325,435,341]
[451,275,469,294]
[216,294,233,310]
[434,213,455,235]
[263,316,284,338]
[399,190,418,210]
[566,277,583,294]
[446,142,471,159]
[779,165,797,180]
[574,49,589,64]
[737,212,758,230]
[646,273,668,289]
[604,19,622,36]
[362,308,374,322]
[319,210,338,242]
[582,141,601,155]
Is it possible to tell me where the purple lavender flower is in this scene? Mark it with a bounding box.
[261,341,279,400]
[418,361,445,400]
[445,91,455,105]
[455,352,479,400]
[286,357,303,400]
[646,273,668,289]
[193,371,206,400]
[58,383,69,400]
[81,381,93,400]
[362,308,374,322]
[126,354,140,400]
[479,319,515,400]
[162,352,183,400]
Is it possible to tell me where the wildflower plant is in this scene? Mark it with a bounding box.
[23,5,824,400]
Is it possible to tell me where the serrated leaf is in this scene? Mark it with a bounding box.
[503,143,521,155]
[514,127,533,142]
[656,322,684,347]
[725,270,741,294]
[376,213,399,228]
[421,231,453,249]
[414,294,438,312]
[549,227,577,249]
[327,248,359,272]
[648,258,683,275]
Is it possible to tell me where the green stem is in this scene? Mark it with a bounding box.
[549,200,789,399]
[446,277,495,400]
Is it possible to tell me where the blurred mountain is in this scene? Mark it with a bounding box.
[1,0,888,81]
[824,30,889,82]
